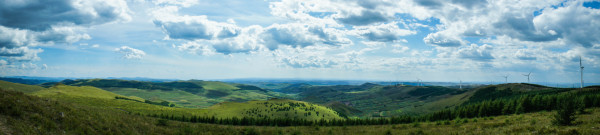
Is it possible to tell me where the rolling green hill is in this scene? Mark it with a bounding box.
[0,80,46,93]
[44,79,289,108]
[34,85,132,100]
[2,87,600,134]
[1,82,340,121]
[296,84,467,117]
[207,98,343,120]
[292,83,594,117]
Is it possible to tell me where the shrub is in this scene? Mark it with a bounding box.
[552,95,577,126]
[385,130,392,135]
[242,128,259,135]
[157,119,168,126]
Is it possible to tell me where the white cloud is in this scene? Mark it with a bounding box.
[423,31,465,47]
[152,0,199,7]
[349,22,416,42]
[177,42,217,56]
[115,46,146,59]
[456,44,494,62]
[272,46,337,68]
[0,0,130,67]
[0,59,7,66]
[0,47,43,62]
[152,7,242,40]
[391,44,410,53]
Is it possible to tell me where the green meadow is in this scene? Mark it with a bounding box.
[2,80,600,134]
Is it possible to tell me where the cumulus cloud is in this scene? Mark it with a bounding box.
[532,1,600,47]
[152,0,199,7]
[336,10,389,26]
[414,0,600,49]
[392,44,410,53]
[0,59,7,66]
[153,11,241,40]
[273,46,337,68]
[177,41,217,56]
[515,49,537,60]
[424,32,464,47]
[456,44,494,62]
[0,47,43,62]
[260,23,350,50]
[0,0,131,67]
[350,22,416,42]
[149,0,600,76]
[115,46,146,59]
[0,0,131,31]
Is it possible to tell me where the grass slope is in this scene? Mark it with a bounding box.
[33,85,144,102]
[10,83,339,121]
[297,85,466,117]
[0,80,46,93]
[2,88,600,134]
[207,98,343,121]
[49,79,289,108]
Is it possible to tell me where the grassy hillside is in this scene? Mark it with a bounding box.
[104,87,287,108]
[2,87,600,134]
[0,80,46,93]
[3,82,340,121]
[47,79,289,108]
[466,83,568,103]
[279,83,379,94]
[297,85,467,117]
[33,85,145,102]
[207,98,343,120]
[324,101,363,118]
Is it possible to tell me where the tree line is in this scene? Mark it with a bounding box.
[422,89,600,122]
[143,88,600,126]
[146,113,414,126]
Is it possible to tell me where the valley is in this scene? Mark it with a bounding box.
[1,78,600,134]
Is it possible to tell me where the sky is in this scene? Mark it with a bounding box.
[0,0,599,84]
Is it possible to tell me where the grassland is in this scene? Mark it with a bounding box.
[2,87,600,134]
[45,79,290,108]
[0,82,339,121]
[0,81,45,94]
[297,85,467,117]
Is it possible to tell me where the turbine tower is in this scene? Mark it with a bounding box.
[416,78,422,86]
[580,56,584,88]
[502,75,509,83]
[459,80,462,89]
[522,72,531,83]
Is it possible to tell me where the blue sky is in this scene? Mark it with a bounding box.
[1,0,599,84]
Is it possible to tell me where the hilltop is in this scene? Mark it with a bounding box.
[40,79,288,108]
[294,84,467,117]
[207,98,343,120]
[0,81,341,121]
[0,80,46,94]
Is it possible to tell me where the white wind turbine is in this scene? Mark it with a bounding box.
[522,72,531,83]
[502,75,509,83]
[580,56,584,88]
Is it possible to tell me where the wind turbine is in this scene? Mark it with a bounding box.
[502,75,509,83]
[416,78,422,86]
[580,56,584,88]
[522,72,531,83]
[459,80,462,89]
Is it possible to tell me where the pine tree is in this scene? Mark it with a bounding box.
[552,94,577,126]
